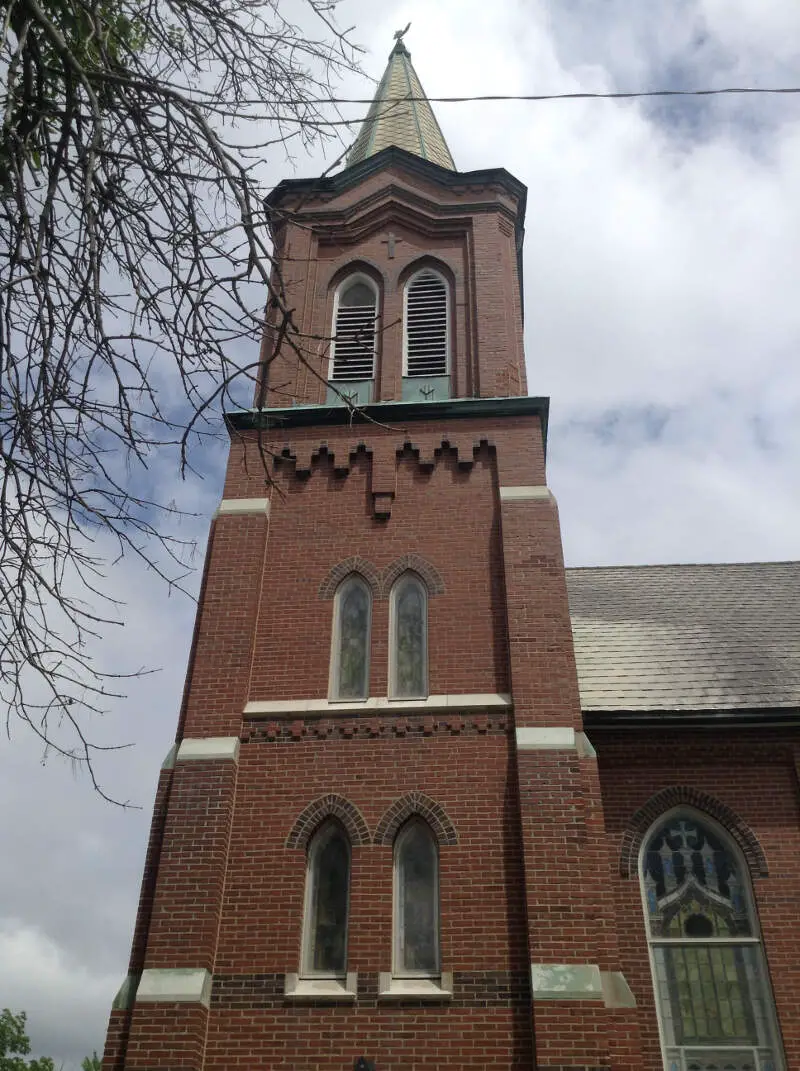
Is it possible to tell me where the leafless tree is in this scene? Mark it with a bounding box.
[0,0,362,797]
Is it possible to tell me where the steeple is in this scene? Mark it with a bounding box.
[347,28,455,170]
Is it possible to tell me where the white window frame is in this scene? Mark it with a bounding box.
[392,818,441,979]
[329,273,379,383]
[638,807,784,1071]
[402,267,450,378]
[328,574,372,702]
[301,820,351,980]
[388,572,429,700]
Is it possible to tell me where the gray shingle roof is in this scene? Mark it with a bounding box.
[565,563,800,712]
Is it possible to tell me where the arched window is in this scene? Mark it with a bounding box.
[403,269,449,379]
[330,575,371,700]
[640,810,783,1071]
[302,821,351,977]
[394,819,440,977]
[331,275,378,382]
[389,573,428,700]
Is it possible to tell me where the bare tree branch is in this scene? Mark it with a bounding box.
[0,0,364,797]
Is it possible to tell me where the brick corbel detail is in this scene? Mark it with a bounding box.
[619,785,769,879]
[374,790,457,846]
[380,554,445,596]
[285,794,371,848]
[318,556,381,600]
[500,478,643,1070]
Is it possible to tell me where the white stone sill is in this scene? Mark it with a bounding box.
[377,972,453,1001]
[244,694,512,718]
[283,973,357,1002]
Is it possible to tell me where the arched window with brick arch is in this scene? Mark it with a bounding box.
[388,572,428,700]
[393,818,440,978]
[329,574,371,700]
[330,273,378,386]
[301,820,351,978]
[639,808,783,1071]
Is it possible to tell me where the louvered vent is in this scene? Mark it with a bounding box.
[332,280,377,381]
[405,271,448,377]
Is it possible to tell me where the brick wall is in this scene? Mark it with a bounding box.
[263,159,526,407]
[596,728,800,1070]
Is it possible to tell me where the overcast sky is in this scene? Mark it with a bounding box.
[2,0,800,1065]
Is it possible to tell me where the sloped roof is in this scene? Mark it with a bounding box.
[347,37,455,170]
[565,562,800,712]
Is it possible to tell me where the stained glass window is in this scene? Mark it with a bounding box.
[395,819,440,976]
[641,812,783,1071]
[303,822,350,976]
[390,573,427,699]
[331,576,370,700]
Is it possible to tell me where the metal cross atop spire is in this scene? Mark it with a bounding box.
[347,29,455,170]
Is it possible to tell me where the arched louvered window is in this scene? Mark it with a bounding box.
[329,575,371,700]
[331,275,378,382]
[640,810,783,1071]
[394,819,440,977]
[389,573,428,699]
[302,821,351,977]
[404,269,449,378]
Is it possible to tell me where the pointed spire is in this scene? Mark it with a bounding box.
[347,29,455,170]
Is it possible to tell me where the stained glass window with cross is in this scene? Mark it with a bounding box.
[640,811,783,1071]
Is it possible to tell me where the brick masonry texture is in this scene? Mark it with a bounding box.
[212,970,529,1009]
[262,160,527,407]
[104,149,800,1071]
[596,728,800,1070]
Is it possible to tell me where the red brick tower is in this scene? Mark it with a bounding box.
[103,34,639,1071]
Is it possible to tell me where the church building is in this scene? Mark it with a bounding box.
[102,33,800,1071]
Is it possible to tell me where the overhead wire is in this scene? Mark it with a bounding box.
[303,86,800,105]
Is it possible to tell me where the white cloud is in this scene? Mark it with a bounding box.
[0,921,119,1070]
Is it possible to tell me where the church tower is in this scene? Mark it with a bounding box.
[103,33,639,1071]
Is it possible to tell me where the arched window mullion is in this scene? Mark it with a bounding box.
[639,808,784,1071]
[330,575,372,701]
[301,821,351,978]
[393,818,440,978]
[389,572,428,700]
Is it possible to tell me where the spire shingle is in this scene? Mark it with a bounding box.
[347,35,455,170]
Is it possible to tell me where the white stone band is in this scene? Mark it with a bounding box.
[499,486,553,502]
[531,962,603,1001]
[530,964,635,1007]
[378,972,453,1000]
[515,728,596,757]
[215,497,270,517]
[136,968,212,1007]
[244,693,513,718]
[176,737,241,763]
[284,973,357,1002]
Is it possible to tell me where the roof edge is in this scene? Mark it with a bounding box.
[584,707,800,729]
[266,146,526,224]
[227,394,548,444]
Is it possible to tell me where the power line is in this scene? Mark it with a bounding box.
[314,86,800,105]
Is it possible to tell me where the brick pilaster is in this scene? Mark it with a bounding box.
[499,482,642,1069]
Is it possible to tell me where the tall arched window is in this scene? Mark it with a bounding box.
[389,573,428,700]
[403,268,449,379]
[302,821,351,977]
[330,575,371,700]
[394,819,440,977]
[331,275,378,383]
[640,810,783,1071]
